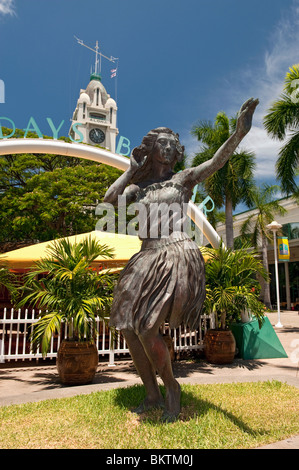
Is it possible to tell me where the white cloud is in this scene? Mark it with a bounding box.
[0,0,15,16]
[183,0,299,184]
[230,0,299,181]
[241,126,282,179]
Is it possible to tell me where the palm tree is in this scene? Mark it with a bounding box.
[18,236,115,356]
[263,64,299,194]
[191,111,255,248]
[239,184,286,308]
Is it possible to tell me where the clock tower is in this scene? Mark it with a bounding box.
[69,72,118,152]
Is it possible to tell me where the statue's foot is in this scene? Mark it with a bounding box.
[161,411,180,423]
[163,380,181,423]
[132,397,165,414]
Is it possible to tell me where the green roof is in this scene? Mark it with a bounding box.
[90,73,102,82]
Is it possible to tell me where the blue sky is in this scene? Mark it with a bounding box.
[1,0,299,198]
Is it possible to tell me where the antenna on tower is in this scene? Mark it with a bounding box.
[74,36,118,75]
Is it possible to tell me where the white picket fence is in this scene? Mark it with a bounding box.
[0,308,215,365]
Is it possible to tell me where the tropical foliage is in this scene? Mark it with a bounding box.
[200,243,268,330]
[191,111,255,248]
[0,264,18,301]
[18,237,116,356]
[239,184,286,308]
[263,64,299,194]
[0,127,122,244]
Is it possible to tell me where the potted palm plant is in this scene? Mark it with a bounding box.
[18,236,116,385]
[200,243,268,364]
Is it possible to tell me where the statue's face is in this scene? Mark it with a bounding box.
[153,133,177,166]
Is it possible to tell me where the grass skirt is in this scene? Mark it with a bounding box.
[109,232,206,334]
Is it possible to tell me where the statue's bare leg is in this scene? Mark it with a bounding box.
[139,327,181,422]
[122,328,164,413]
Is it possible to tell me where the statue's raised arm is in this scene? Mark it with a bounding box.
[180,98,259,187]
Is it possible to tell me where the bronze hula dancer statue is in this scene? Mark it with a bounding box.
[104,98,258,422]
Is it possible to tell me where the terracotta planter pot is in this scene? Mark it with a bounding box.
[56,339,99,385]
[203,329,236,364]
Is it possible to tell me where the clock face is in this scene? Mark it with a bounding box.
[89,128,105,144]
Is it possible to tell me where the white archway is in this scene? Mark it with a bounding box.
[0,138,221,248]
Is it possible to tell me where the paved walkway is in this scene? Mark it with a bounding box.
[0,311,298,449]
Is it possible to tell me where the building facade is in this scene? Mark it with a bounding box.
[69,73,118,152]
[215,197,299,310]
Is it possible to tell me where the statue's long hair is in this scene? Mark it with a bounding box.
[129,127,185,184]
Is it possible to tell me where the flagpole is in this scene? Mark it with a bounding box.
[266,221,283,328]
[110,61,118,102]
[115,61,118,102]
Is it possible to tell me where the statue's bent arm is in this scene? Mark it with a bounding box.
[178,97,259,189]
[179,128,245,188]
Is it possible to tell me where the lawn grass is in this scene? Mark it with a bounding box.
[0,380,299,449]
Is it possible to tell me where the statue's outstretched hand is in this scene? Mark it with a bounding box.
[236,98,259,136]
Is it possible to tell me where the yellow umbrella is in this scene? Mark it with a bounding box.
[0,231,142,272]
